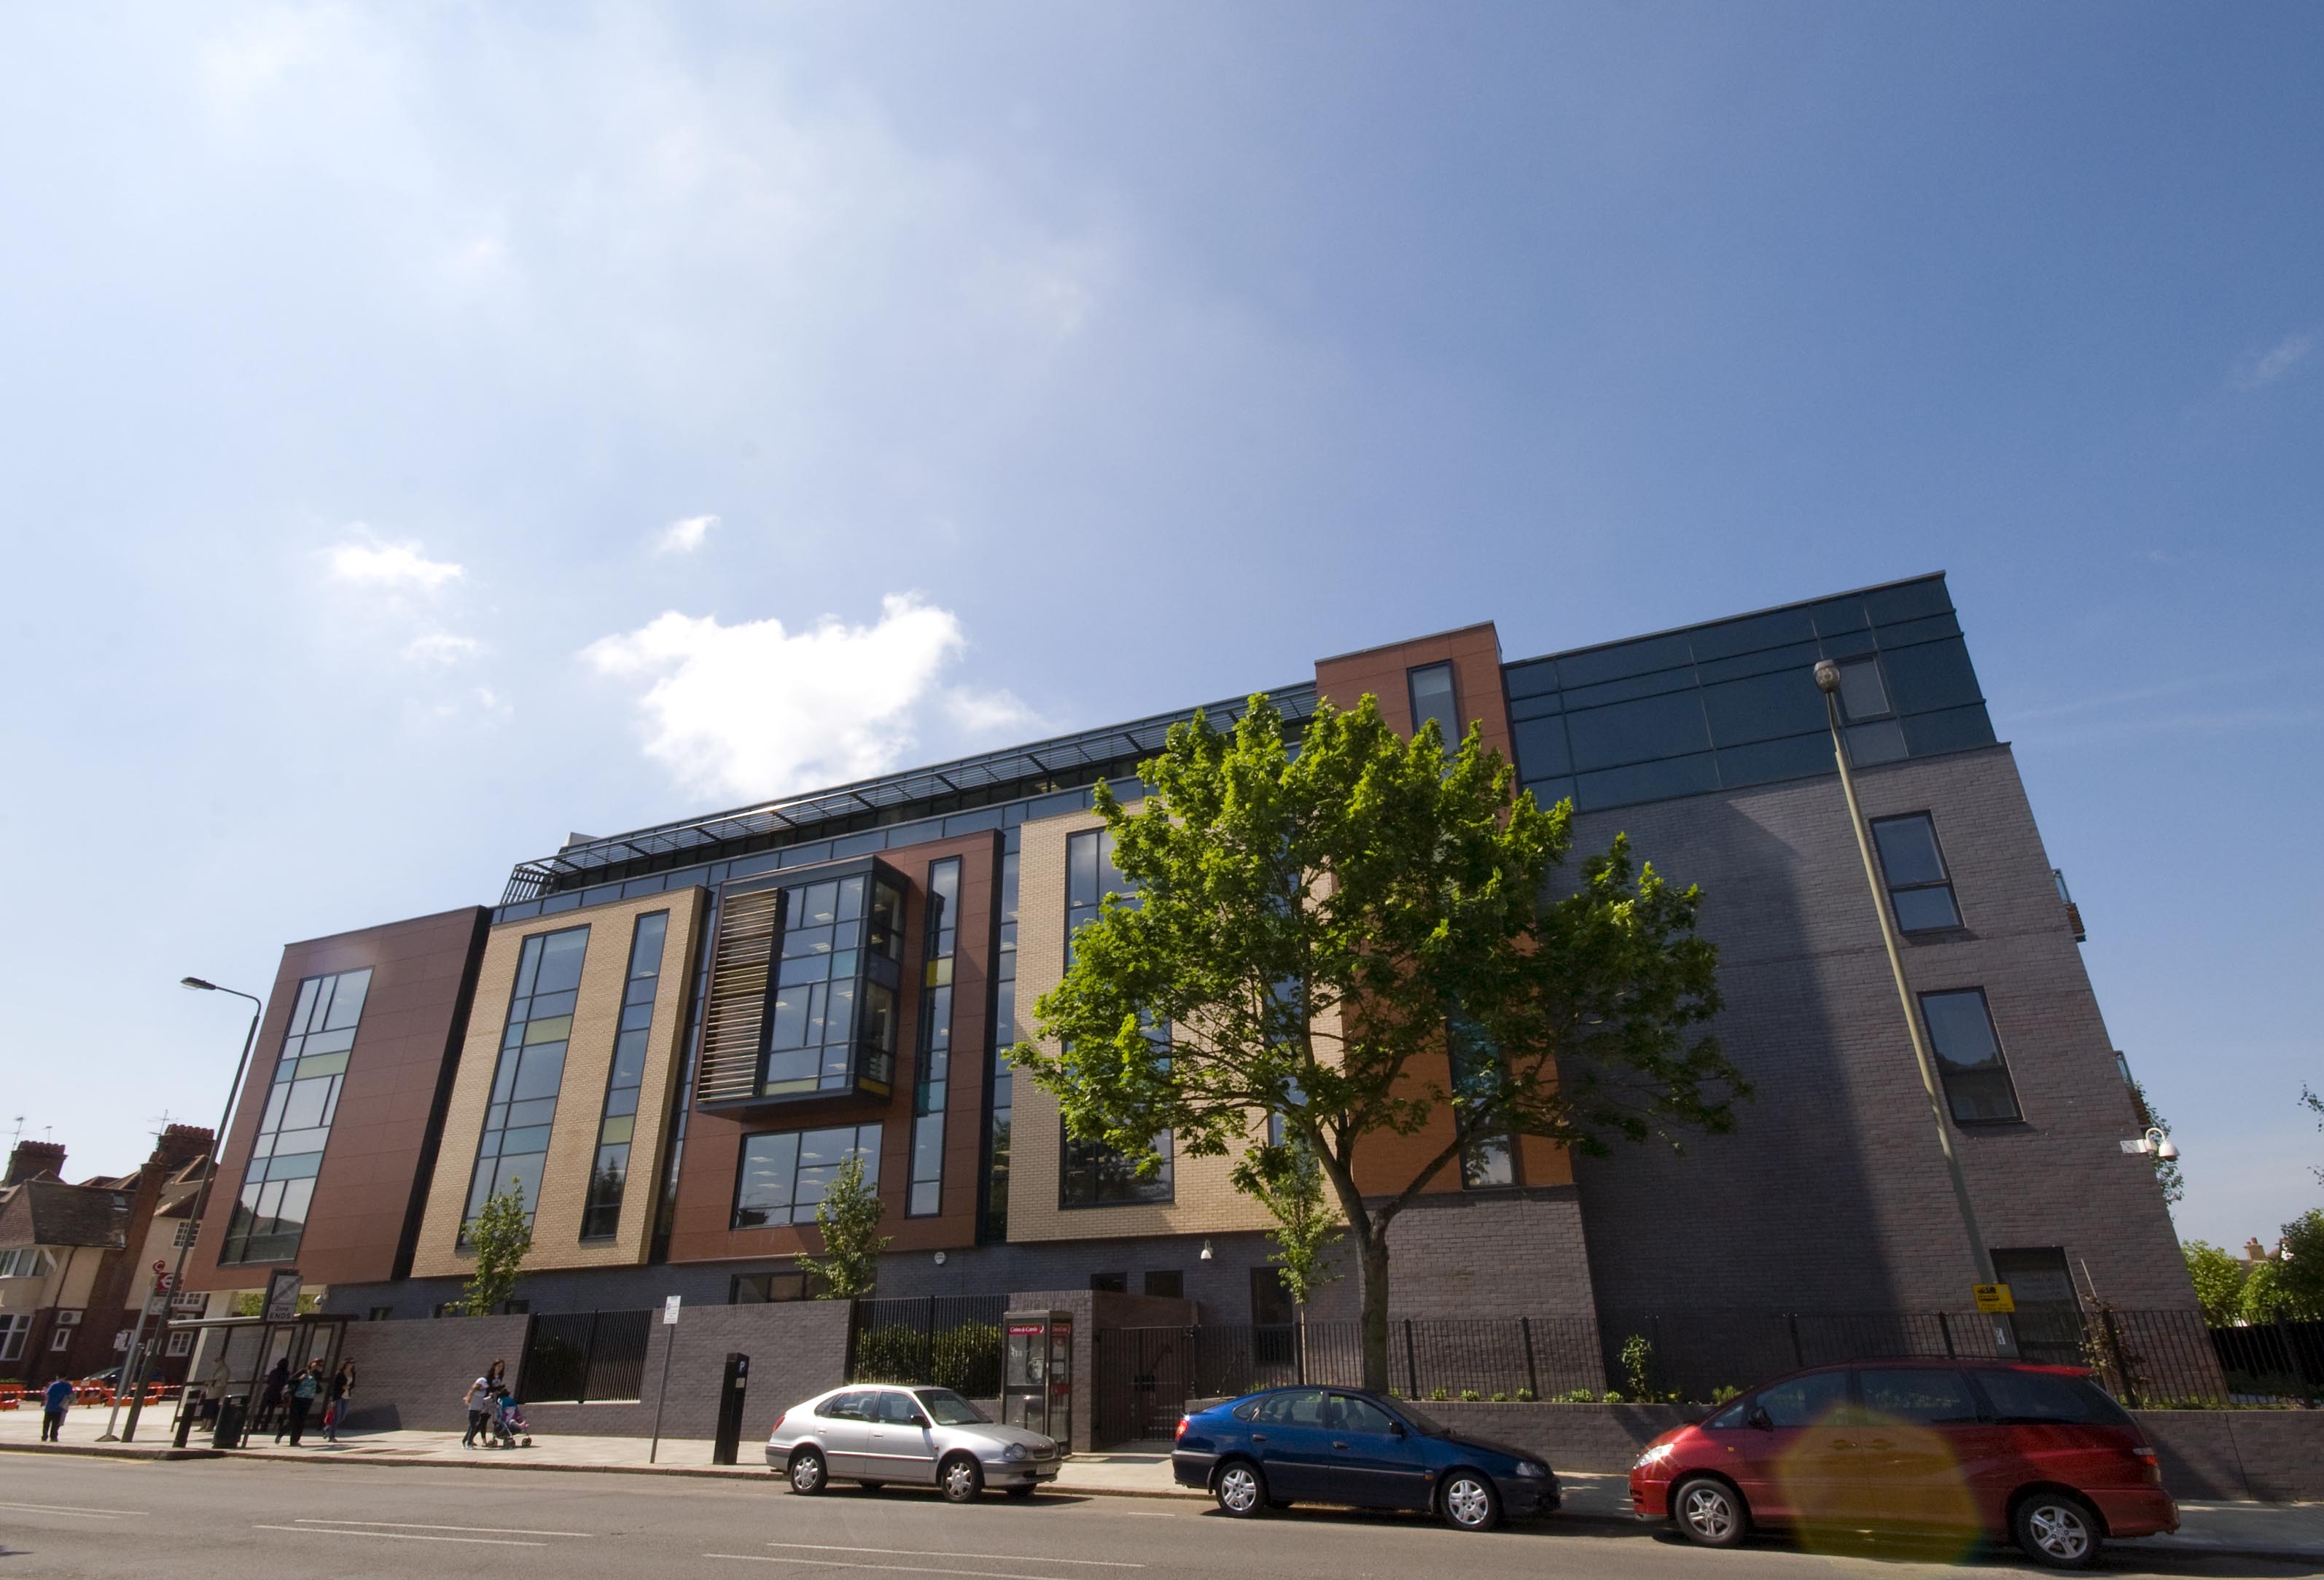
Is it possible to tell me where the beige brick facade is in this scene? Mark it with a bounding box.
[412,889,705,1278]
[1005,805,1276,1243]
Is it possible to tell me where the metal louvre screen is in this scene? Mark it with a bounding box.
[520,1310,652,1404]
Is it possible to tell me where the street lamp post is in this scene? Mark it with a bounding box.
[108,977,265,1442]
[1814,660,2018,1358]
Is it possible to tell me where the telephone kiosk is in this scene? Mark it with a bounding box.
[1000,1308,1074,1452]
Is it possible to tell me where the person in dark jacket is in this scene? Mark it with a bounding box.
[256,1356,290,1436]
[323,1360,356,1442]
[284,1359,325,1445]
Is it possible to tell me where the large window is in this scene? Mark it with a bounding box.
[464,927,589,1238]
[581,912,668,1240]
[1408,662,1461,744]
[983,843,1018,1242]
[1448,1012,1515,1189]
[224,966,372,1263]
[1061,828,1171,1207]
[1918,988,2021,1123]
[909,859,962,1216]
[1872,813,1961,931]
[733,1124,883,1228]
[764,874,905,1099]
[0,1248,56,1278]
[0,1313,28,1363]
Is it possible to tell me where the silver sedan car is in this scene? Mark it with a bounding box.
[768,1384,1063,1502]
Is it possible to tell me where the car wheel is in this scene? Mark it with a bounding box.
[1440,1471,1501,1533]
[1213,1459,1268,1517]
[940,1454,985,1503]
[788,1448,827,1495]
[2015,1491,2101,1571]
[1004,1485,1037,1500]
[1671,1477,1748,1549]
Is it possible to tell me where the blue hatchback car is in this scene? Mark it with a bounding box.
[1172,1385,1559,1531]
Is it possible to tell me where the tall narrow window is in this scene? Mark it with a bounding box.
[224,966,372,1263]
[909,859,962,1216]
[1836,655,1906,765]
[580,912,668,1240]
[1408,661,1461,744]
[1061,828,1172,1206]
[1447,1012,1515,1189]
[1871,814,1961,931]
[464,926,589,1238]
[1918,988,2022,1123]
[732,1124,883,1228]
[983,845,1018,1242]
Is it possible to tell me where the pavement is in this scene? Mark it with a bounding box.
[4,1404,2321,1568]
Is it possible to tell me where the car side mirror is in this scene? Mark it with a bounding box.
[912,1415,932,1430]
[1747,1407,1773,1432]
[1389,1422,1407,1439]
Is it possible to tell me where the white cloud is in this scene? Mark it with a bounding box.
[404,630,482,665]
[655,513,718,555]
[2230,331,2316,392]
[582,594,1001,799]
[328,535,465,592]
[944,685,1042,736]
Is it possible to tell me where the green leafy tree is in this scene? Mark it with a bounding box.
[2274,1208,2324,1321]
[2128,1079,2182,1207]
[457,1183,533,1316]
[2181,1240,2248,1325]
[1232,1140,1343,1315]
[796,1152,888,1298]
[1014,693,1743,1391]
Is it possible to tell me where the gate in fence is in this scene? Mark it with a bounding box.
[521,1310,652,1404]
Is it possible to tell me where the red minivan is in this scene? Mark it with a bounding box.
[1628,1359,2175,1569]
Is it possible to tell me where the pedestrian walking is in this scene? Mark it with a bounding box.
[40,1372,72,1442]
[284,1360,324,1445]
[257,1356,289,1437]
[323,1359,356,1442]
[462,1370,494,1447]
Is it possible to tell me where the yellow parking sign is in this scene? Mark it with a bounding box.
[1973,1283,2016,1314]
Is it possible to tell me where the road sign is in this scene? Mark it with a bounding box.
[663,1295,682,1325]
[152,1259,168,1275]
[1973,1283,2016,1314]
[262,1268,303,1323]
[153,1271,173,1293]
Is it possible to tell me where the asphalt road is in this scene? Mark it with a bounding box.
[0,1455,2310,1580]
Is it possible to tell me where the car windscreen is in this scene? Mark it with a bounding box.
[913,1388,989,1426]
[1392,1401,1449,1436]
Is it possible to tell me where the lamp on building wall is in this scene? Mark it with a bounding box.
[106,977,267,1442]
[1199,1240,1214,1261]
[2124,1127,2180,1162]
[1814,660,2019,1358]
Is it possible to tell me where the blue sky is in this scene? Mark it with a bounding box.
[3,3,2317,1253]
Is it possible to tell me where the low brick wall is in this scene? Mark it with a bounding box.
[1419,1400,1688,1473]
[337,1313,533,1433]
[2134,1409,2324,1501]
[520,1302,854,1442]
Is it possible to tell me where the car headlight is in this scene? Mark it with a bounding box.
[1634,1442,1676,1469]
[1513,1460,1547,1478]
[1002,1442,1029,1462]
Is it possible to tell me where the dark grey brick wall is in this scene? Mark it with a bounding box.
[520,1299,853,1442]
[337,1313,531,1432]
[1564,743,2192,1319]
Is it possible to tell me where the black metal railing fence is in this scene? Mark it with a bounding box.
[520,1309,652,1404]
[846,1294,1009,1398]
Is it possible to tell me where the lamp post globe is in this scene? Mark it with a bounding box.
[1813,658,1842,694]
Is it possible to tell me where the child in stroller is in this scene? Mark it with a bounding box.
[486,1389,533,1449]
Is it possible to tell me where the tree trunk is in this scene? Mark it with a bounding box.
[1359,1231,1392,1393]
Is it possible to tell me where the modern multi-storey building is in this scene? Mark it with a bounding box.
[184,574,2194,1358]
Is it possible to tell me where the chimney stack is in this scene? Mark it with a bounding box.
[152,1124,214,1173]
[6,1139,66,1186]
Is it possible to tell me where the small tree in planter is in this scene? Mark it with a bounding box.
[798,1152,888,1299]
[456,1182,533,1316]
[1233,1138,1342,1327]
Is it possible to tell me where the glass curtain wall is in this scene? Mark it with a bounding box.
[464,926,589,1237]
[224,967,372,1263]
[983,840,1018,1241]
[764,873,907,1098]
[1061,828,1172,1205]
[908,858,962,1216]
[581,912,668,1239]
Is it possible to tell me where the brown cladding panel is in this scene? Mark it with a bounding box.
[187,906,490,1291]
[666,829,999,1264]
[1313,624,1574,1197]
